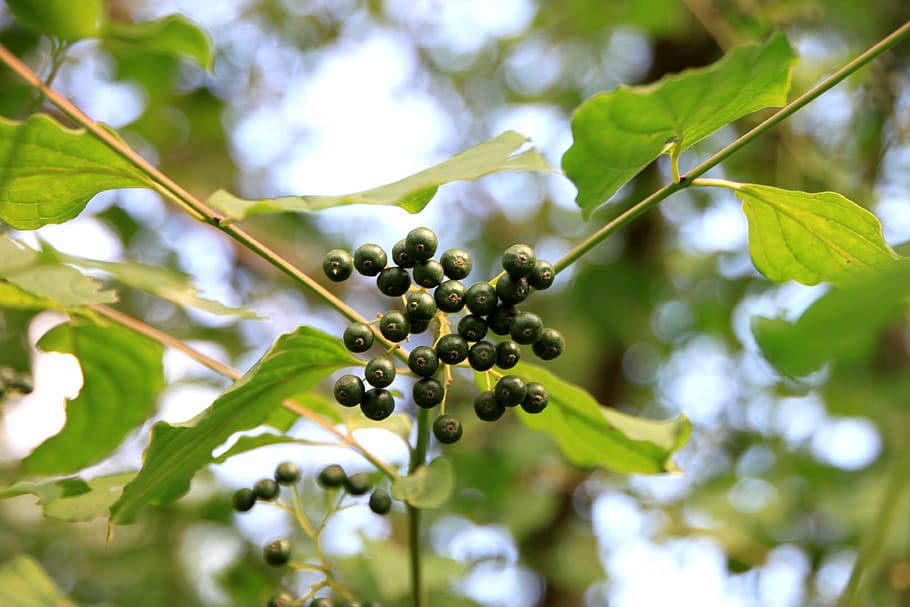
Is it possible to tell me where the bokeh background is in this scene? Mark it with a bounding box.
[1,0,909,605]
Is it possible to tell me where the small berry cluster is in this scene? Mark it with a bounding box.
[325,227,565,445]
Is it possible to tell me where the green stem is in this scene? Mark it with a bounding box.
[838,432,910,607]
[554,19,910,274]
[407,407,432,607]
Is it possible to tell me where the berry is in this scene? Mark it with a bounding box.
[391,239,415,268]
[413,260,445,288]
[440,248,472,279]
[528,259,555,290]
[468,341,496,371]
[434,279,467,313]
[465,282,498,316]
[318,464,346,488]
[379,310,410,342]
[413,377,445,408]
[267,592,295,607]
[408,346,440,377]
[495,340,521,369]
[334,374,364,407]
[405,227,438,262]
[343,322,374,353]
[510,311,543,345]
[409,317,430,334]
[433,415,463,444]
[405,291,437,321]
[361,388,396,420]
[502,244,536,278]
[494,375,527,407]
[253,478,280,501]
[264,538,291,566]
[521,382,549,414]
[495,273,530,305]
[369,489,392,514]
[353,243,387,276]
[323,249,354,282]
[436,333,469,365]
[232,488,256,512]
[364,356,396,388]
[275,461,301,485]
[474,391,506,422]
[532,328,565,360]
[345,472,372,495]
[458,314,488,342]
[309,600,333,607]
[487,305,517,336]
[376,267,411,296]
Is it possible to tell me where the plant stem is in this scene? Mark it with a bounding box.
[838,433,910,607]
[554,19,910,274]
[407,407,432,607]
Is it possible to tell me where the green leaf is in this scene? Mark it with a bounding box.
[110,326,357,524]
[0,281,58,310]
[345,412,413,444]
[753,261,910,376]
[207,131,553,223]
[23,322,164,476]
[0,477,91,504]
[0,114,151,229]
[511,363,690,473]
[7,0,105,40]
[0,236,116,306]
[106,15,214,71]
[212,434,307,464]
[563,33,796,219]
[0,555,81,607]
[735,183,898,285]
[391,457,455,509]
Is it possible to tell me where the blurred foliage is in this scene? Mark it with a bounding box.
[1,1,909,606]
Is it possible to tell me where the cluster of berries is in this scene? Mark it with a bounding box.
[0,366,33,400]
[324,227,565,445]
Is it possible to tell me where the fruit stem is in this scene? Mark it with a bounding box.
[552,19,910,275]
[407,407,432,607]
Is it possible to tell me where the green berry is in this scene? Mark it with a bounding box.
[486,305,517,336]
[510,311,543,345]
[353,243,387,276]
[405,227,438,262]
[494,374,527,407]
[468,341,496,371]
[436,333,469,365]
[364,356,396,388]
[232,488,256,512]
[264,538,291,566]
[267,592,295,607]
[434,279,467,313]
[440,248,472,279]
[343,322,374,353]
[502,244,536,278]
[405,291,437,321]
[433,415,463,444]
[323,249,354,282]
[408,346,440,377]
[275,461,301,485]
[528,259,555,290]
[345,472,372,495]
[379,310,410,342]
[334,374,364,407]
[458,314,488,342]
[309,599,333,607]
[253,478,280,501]
[413,377,445,408]
[360,388,395,420]
[533,328,565,360]
[413,259,445,288]
[495,273,530,305]
[317,464,346,488]
[409,317,430,334]
[520,382,549,414]
[474,390,506,422]
[465,282,498,316]
[392,239,415,268]
[369,489,392,514]
[376,267,412,296]
[495,340,521,369]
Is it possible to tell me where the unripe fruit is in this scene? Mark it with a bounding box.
[495,273,530,305]
[369,489,392,514]
[361,388,395,420]
[467,341,496,371]
[486,305,517,336]
[376,267,411,296]
[532,328,565,360]
[323,249,354,282]
[232,488,256,512]
[494,375,527,407]
[409,317,430,334]
[274,461,301,485]
[436,333,469,365]
[391,239,415,268]
[434,280,467,313]
[495,340,521,369]
[458,314,488,342]
[405,227,438,262]
[264,538,291,566]
[345,472,372,495]
[502,244,535,278]
[334,374,364,407]
[408,346,440,377]
[317,464,346,488]
[380,310,410,342]
[465,282,498,316]
[413,377,445,409]
[353,243,387,276]
[405,291,437,321]
[520,382,549,414]
[413,260,445,288]
[440,248,472,279]
[253,478,280,501]
[364,356,396,388]
[528,259,555,289]
[510,311,543,345]
[433,415,463,444]
[473,390,506,421]
[343,322,374,353]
